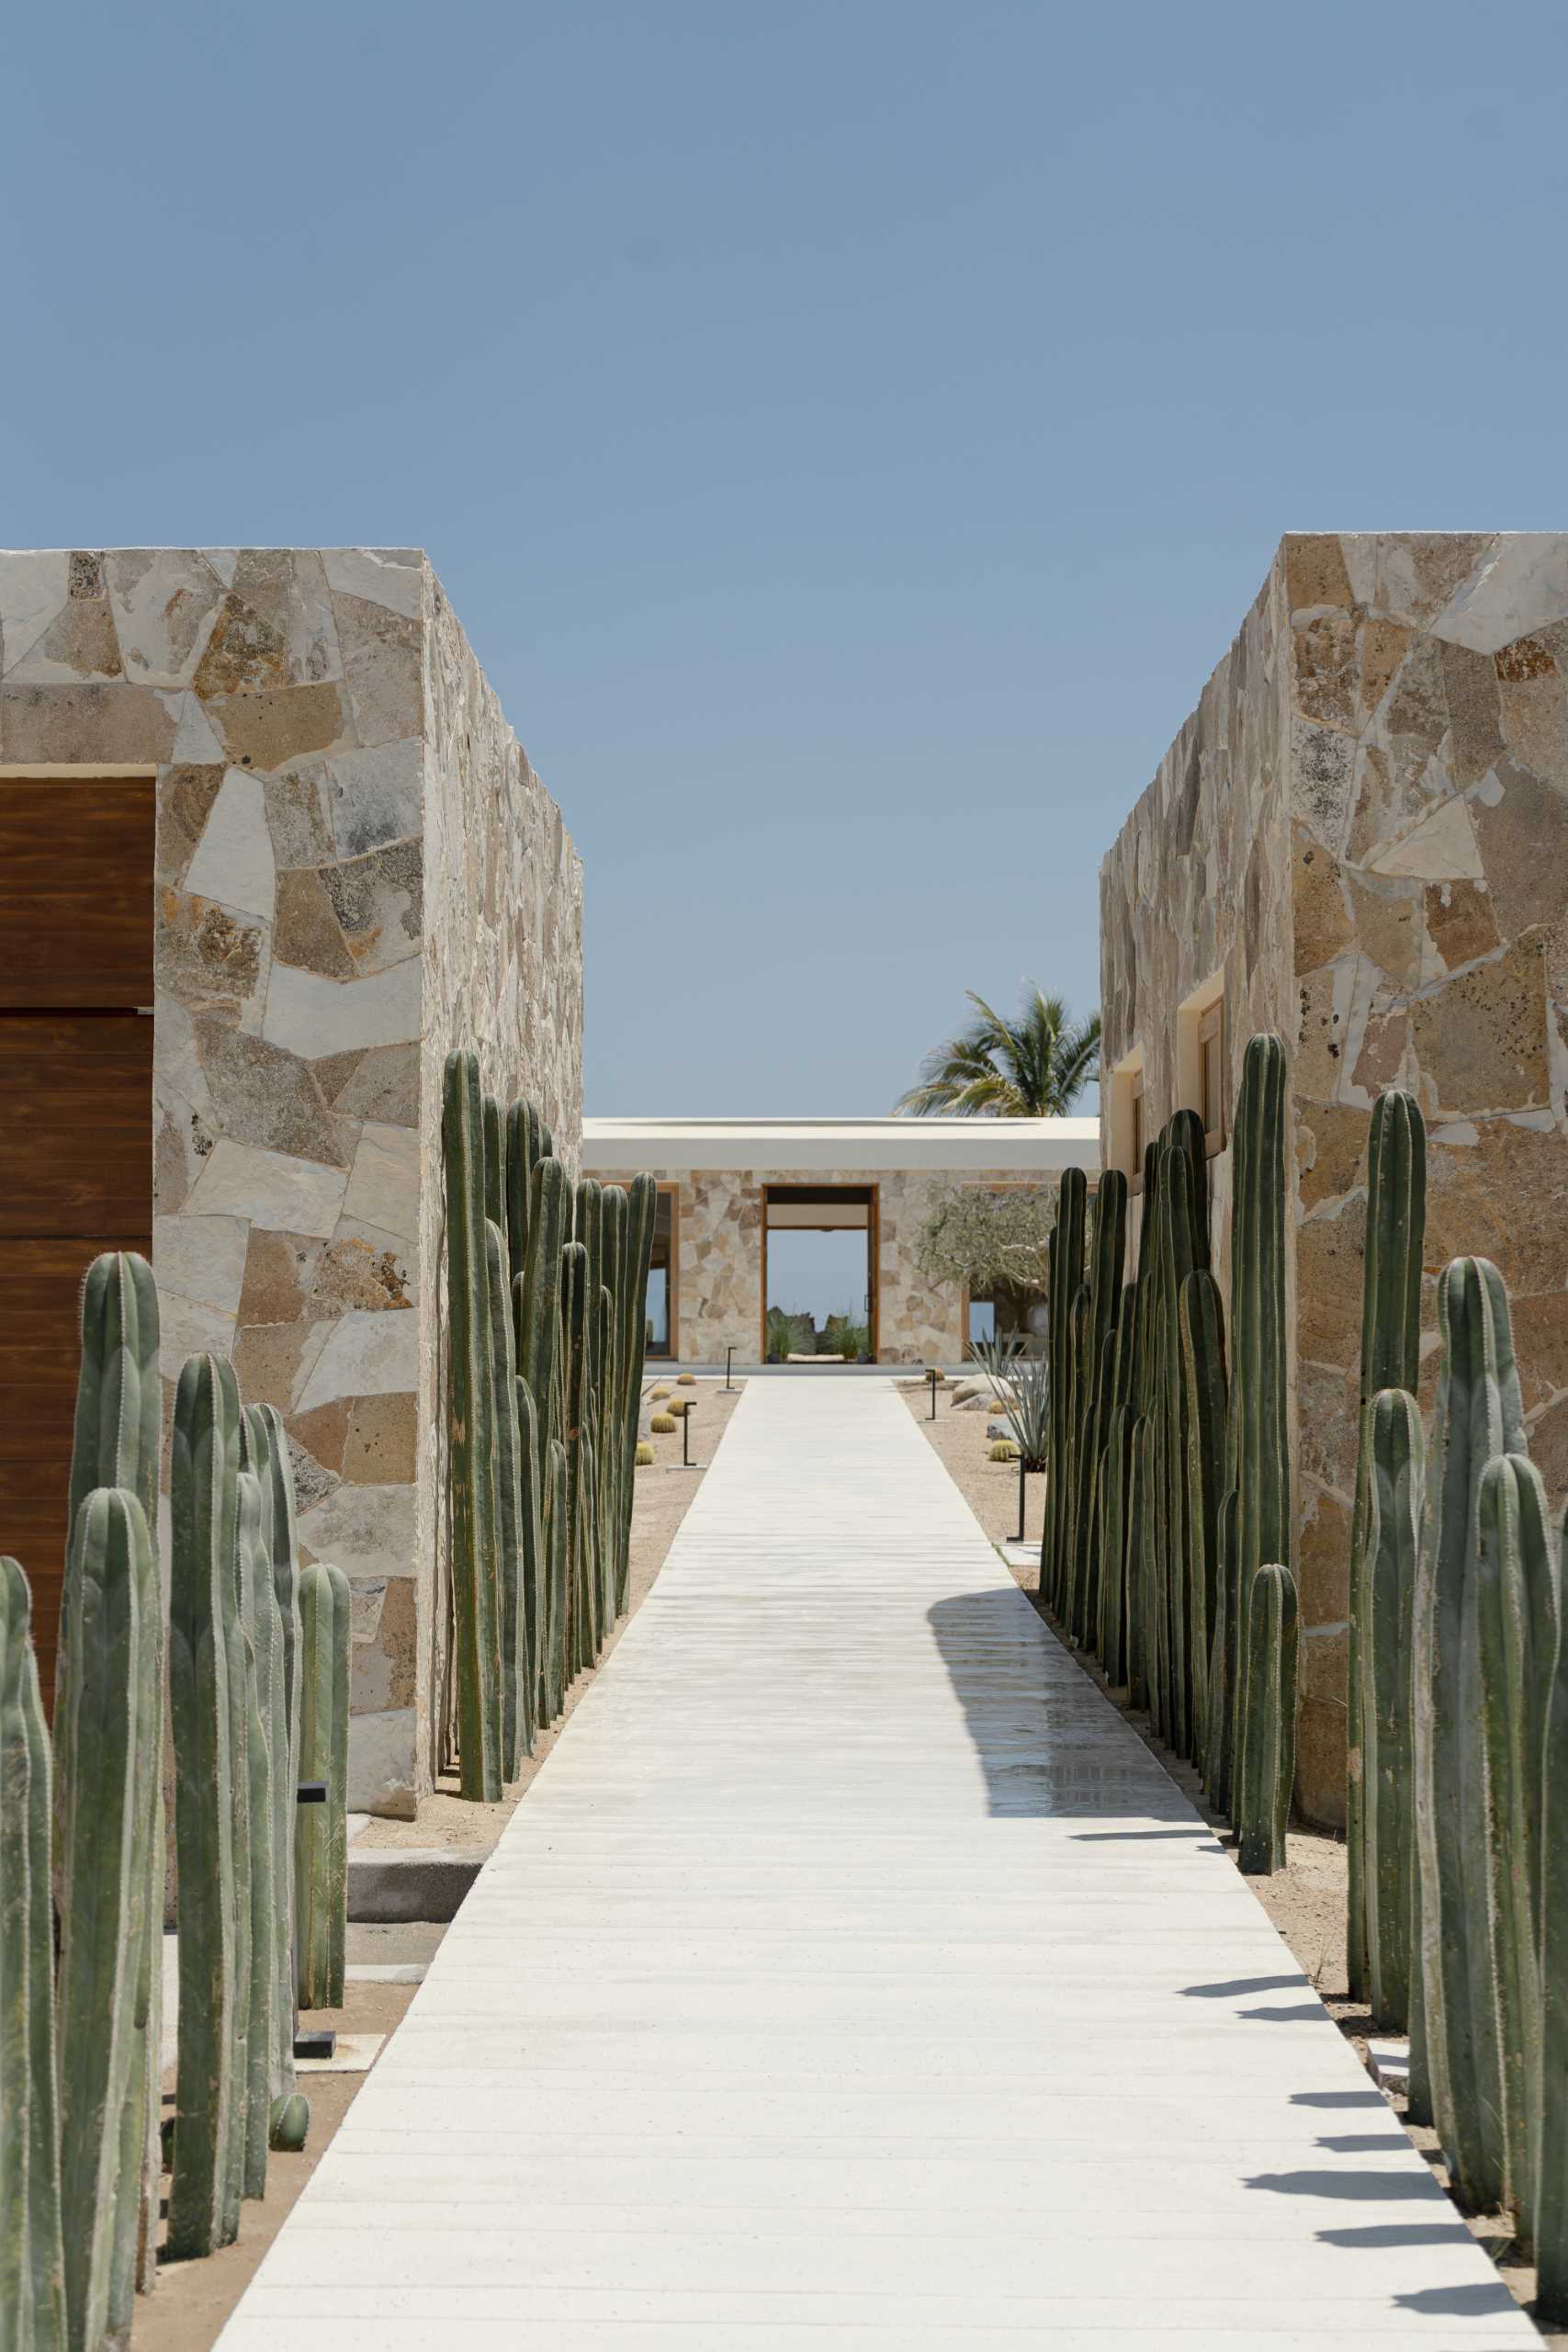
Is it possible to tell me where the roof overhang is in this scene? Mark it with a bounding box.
[581,1115,1101,1175]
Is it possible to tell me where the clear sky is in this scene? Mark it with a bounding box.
[6,3,1565,1115]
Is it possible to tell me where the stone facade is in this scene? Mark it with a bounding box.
[595,1161,1063,1366]
[1100,532,1568,1826]
[0,548,583,1815]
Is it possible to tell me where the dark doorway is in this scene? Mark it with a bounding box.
[0,778,155,1701]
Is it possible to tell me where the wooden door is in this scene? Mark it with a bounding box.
[0,779,155,1699]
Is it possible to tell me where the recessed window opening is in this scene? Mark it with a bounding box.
[645,1188,675,1357]
[1177,973,1227,1155]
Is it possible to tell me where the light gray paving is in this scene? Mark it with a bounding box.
[219,1377,1539,2348]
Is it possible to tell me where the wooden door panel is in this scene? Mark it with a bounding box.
[0,779,155,1007]
[0,1015,153,1238]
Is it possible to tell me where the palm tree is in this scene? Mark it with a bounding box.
[896,985,1100,1118]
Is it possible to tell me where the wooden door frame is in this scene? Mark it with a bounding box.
[759,1182,880,1363]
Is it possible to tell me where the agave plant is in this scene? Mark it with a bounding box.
[974,1333,1049,1470]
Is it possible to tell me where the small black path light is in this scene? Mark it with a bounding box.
[293,1780,336,2061]
[927,1367,940,1421]
[725,1345,736,1391]
[682,1397,697,1467]
[1014,1448,1028,1545]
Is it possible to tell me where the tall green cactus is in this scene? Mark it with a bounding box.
[558,1239,589,1690]
[168,1355,240,2258]
[231,1470,274,2202]
[1538,1496,1568,2319]
[1043,1168,1087,1604]
[60,1249,164,2307]
[55,1487,156,2352]
[546,1438,569,1721]
[1204,1487,1240,1814]
[1228,1035,1291,1811]
[1359,1390,1423,2035]
[1130,1414,1157,1715]
[1070,1171,1126,1645]
[250,1407,306,2147]
[443,1049,502,1800]
[486,1216,533,1780]
[1348,1090,1426,2005]
[295,1561,350,2011]
[1179,1266,1227,1761]
[615,1176,659,1613]
[1475,1450,1557,2236]
[1097,1405,1136,1686]
[1,1556,65,2352]
[1413,1255,1523,2215]
[1237,1561,1297,1875]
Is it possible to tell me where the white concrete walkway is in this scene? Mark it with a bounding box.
[220,1379,1539,2349]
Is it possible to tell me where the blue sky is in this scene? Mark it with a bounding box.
[6,2,1566,1114]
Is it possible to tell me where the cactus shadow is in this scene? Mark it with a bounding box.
[925,1586,1200,1819]
[1246,2167,1450,2203]
[1181,1973,1311,1998]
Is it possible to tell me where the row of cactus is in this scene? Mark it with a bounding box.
[441,1054,655,1797]
[2,1252,350,2348]
[1039,1034,1298,1876]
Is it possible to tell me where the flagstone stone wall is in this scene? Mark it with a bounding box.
[1100,532,1568,1826]
[0,548,583,1815]
[606,1163,1058,1365]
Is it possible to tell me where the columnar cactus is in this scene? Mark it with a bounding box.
[1043,1167,1087,1604]
[615,1176,659,1613]
[443,1049,502,1800]
[486,1218,532,1779]
[1475,1450,1557,2235]
[1412,1255,1523,2216]
[1179,1267,1227,1762]
[1361,1389,1423,2035]
[1130,1413,1157,1716]
[1152,1134,1201,1754]
[1348,1089,1426,2006]
[1070,1170,1126,1645]
[1539,1496,1568,2319]
[1097,1405,1136,1686]
[295,1561,350,2011]
[251,1406,307,2147]
[1,1556,65,2352]
[1227,1034,1291,1809]
[559,1239,589,1690]
[55,1487,157,2351]
[232,1470,274,2202]
[1237,1561,1297,1875]
[168,1355,240,2258]
[547,1438,569,1720]
[59,1249,165,2305]
[1204,1487,1240,1815]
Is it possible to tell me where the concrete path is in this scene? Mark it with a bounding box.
[220,1378,1539,2349]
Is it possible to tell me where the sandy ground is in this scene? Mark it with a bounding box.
[356,1378,745,1852]
[910,1385,1558,2335]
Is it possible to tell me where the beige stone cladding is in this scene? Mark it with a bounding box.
[0,548,583,1817]
[1100,532,1568,1827]
[601,1163,1058,1366]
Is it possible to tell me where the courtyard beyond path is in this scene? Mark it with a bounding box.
[219,1379,1538,2348]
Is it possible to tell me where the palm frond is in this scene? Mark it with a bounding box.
[895,983,1100,1118]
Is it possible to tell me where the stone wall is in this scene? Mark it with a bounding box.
[0,547,583,1816]
[416,570,583,1793]
[603,1163,1055,1365]
[1100,532,1568,1825]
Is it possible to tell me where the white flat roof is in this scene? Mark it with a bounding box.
[581,1114,1100,1175]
